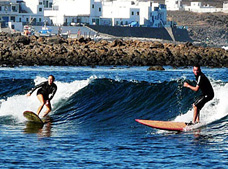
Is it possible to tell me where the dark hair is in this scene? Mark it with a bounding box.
[194,63,200,67]
[194,64,201,70]
[49,75,55,81]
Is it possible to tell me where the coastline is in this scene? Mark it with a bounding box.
[0,32,227,68]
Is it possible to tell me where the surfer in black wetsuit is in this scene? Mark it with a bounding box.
[27,75,57,118]
[184,65,214,124]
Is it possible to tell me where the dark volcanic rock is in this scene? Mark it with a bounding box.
[15,36,30,45]
[0,32,227,67]
[147,66,165,71]
[167,11,228,47]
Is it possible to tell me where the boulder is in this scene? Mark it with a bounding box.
[147,66,165,71]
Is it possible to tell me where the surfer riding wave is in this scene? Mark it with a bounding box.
[184,65,214,124]
[26,75,57,118]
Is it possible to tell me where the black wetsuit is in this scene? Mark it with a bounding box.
[29,81,57,101]
[194,73,214,110]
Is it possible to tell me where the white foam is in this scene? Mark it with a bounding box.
[222,46,228,50]
[0,76,95,122]
[174,81,228,125]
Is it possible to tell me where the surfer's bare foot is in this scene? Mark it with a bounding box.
[185,121,193,126]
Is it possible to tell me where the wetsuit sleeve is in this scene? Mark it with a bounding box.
[29,82,45,95]
[49,84,57,100]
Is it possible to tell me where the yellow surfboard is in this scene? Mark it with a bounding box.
[135,119,187,131]
[23,111,44,124]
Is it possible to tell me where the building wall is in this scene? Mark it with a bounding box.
[43,0,53,8]
[102,1,136,26]
[102,0,166,27]
[23,0,44,15]
[165,0,182,11]
[184,2,223,13]
[166,0,224,13]
[45,0,102,25]
[138,2,150,26]
[1,0,167,30]
[223,1,228,13]
[57,0,91,16]
[88,25,192,42]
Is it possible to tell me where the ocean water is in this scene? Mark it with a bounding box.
[0,66,228,168]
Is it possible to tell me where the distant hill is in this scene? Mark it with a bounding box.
[167,11,228,46]
[107,0,224,8]
[154,0,224,7]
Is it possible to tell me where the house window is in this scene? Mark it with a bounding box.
[12,6,16,12]
[10,16,15,22]
[137,11,139,15]
[39,8,42,12]
[45,1,48,8]
[132,11,134,15]
[99,7,101,12]
[39,2,42,5]
[92,4,94,8]
[19,18,21,22]
[39,18,42,22]
[26,18,29,22]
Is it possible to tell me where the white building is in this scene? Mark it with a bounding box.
[165,0,183,11]
[165,0,224,13]
[184,2,223,13]
[19,0,46,24]
[151,3,167,27]
[1,0,168,31]
[0,0,46,31]
[102,0,140,26]
[43,0,167,27]
[44,0,102,26]
[0,0,19,28]
[101,0,167,27]
[223,1,228,13]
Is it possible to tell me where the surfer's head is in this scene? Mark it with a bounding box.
[48,75,55,85]
[193,64,201,76]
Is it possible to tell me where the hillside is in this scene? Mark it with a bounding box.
[167,11,228,46]
[154,0,224,7]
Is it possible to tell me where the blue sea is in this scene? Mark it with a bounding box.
[0,66,228,168]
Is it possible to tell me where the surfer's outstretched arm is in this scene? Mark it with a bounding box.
[184,82,199,92]
[26,82,45,96]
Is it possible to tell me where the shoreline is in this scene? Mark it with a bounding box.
[0,33,227,68]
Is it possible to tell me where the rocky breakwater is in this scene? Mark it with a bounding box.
[0,32,228,67]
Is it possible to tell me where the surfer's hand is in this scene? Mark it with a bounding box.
[184,82,189,88]
[45,100,50,105]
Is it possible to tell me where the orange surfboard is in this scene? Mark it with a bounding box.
[135,119,187,131]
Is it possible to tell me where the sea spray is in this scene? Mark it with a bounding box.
[0,76,94,122]
[174,81,228,124]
